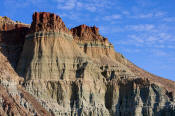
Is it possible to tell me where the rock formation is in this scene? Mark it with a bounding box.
[30,12,70,33]
[0,52,51,116]
[0,16,30,69]
[0,12,174,116]
[71,24,124,66]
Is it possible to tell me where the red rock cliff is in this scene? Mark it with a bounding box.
[0,16,29,31]
[71,24,108,42]
[30,12,70,33]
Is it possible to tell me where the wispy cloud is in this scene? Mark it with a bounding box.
[122,48,141,53]
[122,11,130,16]
[130,11,166,19]
[99,25,123,35]
[56,0,112,12]
[103,14,122,21]
[137,13,153,18]
[155,11,166,17]
[126,24,155,31]
[116,23,175,50]
[163,17,175,22]
[151,49,167,56]
[57,0,76,10]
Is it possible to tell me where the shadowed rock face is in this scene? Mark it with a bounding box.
[0,12,175,116]
[0,17,30,69]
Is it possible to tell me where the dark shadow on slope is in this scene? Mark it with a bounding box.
[0,27,29,70]
[76,62,88,78]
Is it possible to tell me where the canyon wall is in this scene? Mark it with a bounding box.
[0,12,174,116]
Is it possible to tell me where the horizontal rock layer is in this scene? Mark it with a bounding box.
[0,12,175,116]
[0,52,51,116]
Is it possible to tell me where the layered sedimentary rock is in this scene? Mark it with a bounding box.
[17,12,89,81]
[70,24,175,115]
[71,24,175,94]
[71,24,127,65]
[0,52,51,116]
[71,25,114,61]
[0,16,30,69]
[0,12,175,116]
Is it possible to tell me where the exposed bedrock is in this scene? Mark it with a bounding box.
[10,12,175,115]
[0,16,30,69]
[0,52,51,116]
[30,12,70,33]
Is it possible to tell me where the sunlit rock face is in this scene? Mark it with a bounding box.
[71,25,114,59]
[17,12,90,81]
[30,12,70,33]
[0,12,174,116]
[70,23,175,116]
[0,52,51,116]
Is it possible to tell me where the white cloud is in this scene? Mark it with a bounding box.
[126,24,155,31]
[163,17,175,22]
[4,0,35,8]
[151,49,167,56]
[103,14,122,21]
[155,11,166,17]
[56,0,112,12]
[128,35,144,43]
[158,33,172,42]
[99,25,123,35]
[57,0,76,10]
[86,5,97,12]
[154,45,165,48]
[123,48,141,53]
[130,11,166,19]
[122,11,130,15]
[146,36,158,43]
[138,13,153,18]
[56,0,66,3]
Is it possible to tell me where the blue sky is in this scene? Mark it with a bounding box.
[0,0,175,81]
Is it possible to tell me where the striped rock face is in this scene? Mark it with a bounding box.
[0,12,174,116]
[71,24,126,65]
[17,12,89,81]
[30,12,70,33]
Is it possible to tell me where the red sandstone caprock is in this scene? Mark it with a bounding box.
[30,12,70,33]
[70,24,108,42]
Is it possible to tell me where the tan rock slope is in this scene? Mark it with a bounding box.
[71,24,119,64]
[0,52,51,116]
[0,12,175,116]
[71,24,175,92]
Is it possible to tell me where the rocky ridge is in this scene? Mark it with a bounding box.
[0,12,174,116]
